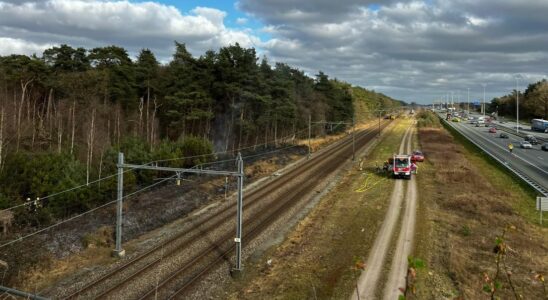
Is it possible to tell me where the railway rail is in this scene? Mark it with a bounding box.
[63,120,390,300]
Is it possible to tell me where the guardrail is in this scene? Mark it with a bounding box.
[495,125,548,143]
[440,115,548,197]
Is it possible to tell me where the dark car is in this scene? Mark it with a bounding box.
[499,133,509,139]
[411,150,425,162]
[542,143,548,151]
[525,135,539,145]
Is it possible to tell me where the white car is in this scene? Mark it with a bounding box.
[519,141,532,149]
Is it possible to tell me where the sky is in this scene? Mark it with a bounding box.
[1,0,548,104]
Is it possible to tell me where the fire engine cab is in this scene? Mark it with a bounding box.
[392,154,412,179]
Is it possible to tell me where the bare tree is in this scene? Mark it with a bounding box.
[57,115,63,154]
[150,96,159,149]
[146,85,150,143]
[31,99,36,149]
[16,78,34,152]
[70,101,76,155]
[0,107,4,172]
[86,109,96,185]
[138,97,144,136]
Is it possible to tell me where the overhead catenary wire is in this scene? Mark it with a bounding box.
[151,125,314,165]
[0,175,176,250]
[0,121,341,221]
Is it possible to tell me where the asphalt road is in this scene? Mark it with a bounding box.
[468,112,548,140]
[441,114,548,195]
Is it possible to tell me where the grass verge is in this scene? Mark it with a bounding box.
[411,115,547,299]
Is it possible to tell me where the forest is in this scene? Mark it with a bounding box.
[489,79,548,120]
[0,42,402,225]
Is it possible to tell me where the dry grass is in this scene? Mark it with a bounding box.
[224,120,411,299]
[412,127,548,299]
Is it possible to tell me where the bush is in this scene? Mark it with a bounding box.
[416,111,441,128]
[0,152,96,220]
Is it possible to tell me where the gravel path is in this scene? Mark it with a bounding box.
[352,125,413,299]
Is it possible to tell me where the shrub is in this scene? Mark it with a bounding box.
[416,111,441,128]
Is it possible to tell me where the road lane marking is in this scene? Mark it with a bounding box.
[453,122,548,176]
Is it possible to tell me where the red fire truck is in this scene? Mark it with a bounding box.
[392,154,412,179]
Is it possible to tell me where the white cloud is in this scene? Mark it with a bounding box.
[241,0,548,102]
[0,37,54,56]
[236,17,248,25]
[0,0,260,59]
[2,0,548,103]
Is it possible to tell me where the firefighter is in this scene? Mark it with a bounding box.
[411,162,418,174]
[508,143,514,153]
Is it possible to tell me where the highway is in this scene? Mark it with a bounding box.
[469,112,548,141]
[440,113,548,196]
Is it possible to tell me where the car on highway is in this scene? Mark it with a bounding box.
[499,133,509,139]
[452,117,460,122]
[489,127,497,133]
[525,135,539,145]
[542,143,548,151]
[475,122,481,127]
[411,150,425,162]
[519,141,533,149]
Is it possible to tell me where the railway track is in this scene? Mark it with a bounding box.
[64,120,389,300]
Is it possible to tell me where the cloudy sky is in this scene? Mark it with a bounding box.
[1,0,547,104]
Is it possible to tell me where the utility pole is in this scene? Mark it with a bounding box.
[307,114,311,159]
[467,88,470,113]
[234,152,244,272]
[378,110,381,137]
[114,152,125,257]
[515,75,520,134]
[115,153,246,273]
[352,113,355,161]
[482,83,486,118]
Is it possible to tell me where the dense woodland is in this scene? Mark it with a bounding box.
[0,43,402,224]
[489,79,548,120]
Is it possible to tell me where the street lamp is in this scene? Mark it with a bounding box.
[467,88,470,113]
[481,83,486,117]
[514,74,523,134]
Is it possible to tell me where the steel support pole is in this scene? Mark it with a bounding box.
[307,114,311,159]
[467,88,470,113]
[234,152,244,273]
[516,77,520,134]
[114,152,125,257]
[0,286,49,300]
[378,110,381,137]
[352,113,355,161]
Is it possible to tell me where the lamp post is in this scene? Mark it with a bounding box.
[482,83,486,117]
[467,88,470,114]
[514,74,522,134]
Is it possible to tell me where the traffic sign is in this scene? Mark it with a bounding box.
[537,197,548,225]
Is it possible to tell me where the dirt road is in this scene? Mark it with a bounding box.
[383,126,417,299]
[352,124,419,299]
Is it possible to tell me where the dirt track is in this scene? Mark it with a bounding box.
[353,123,418,299]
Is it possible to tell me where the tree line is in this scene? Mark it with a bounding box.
[489,79,548,120]
[0,42,402,223]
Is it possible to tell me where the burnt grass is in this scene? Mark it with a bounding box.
[0,144,307,287]
[411,127,548,299]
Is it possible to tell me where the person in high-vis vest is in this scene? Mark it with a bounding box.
[508,143,514,153]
